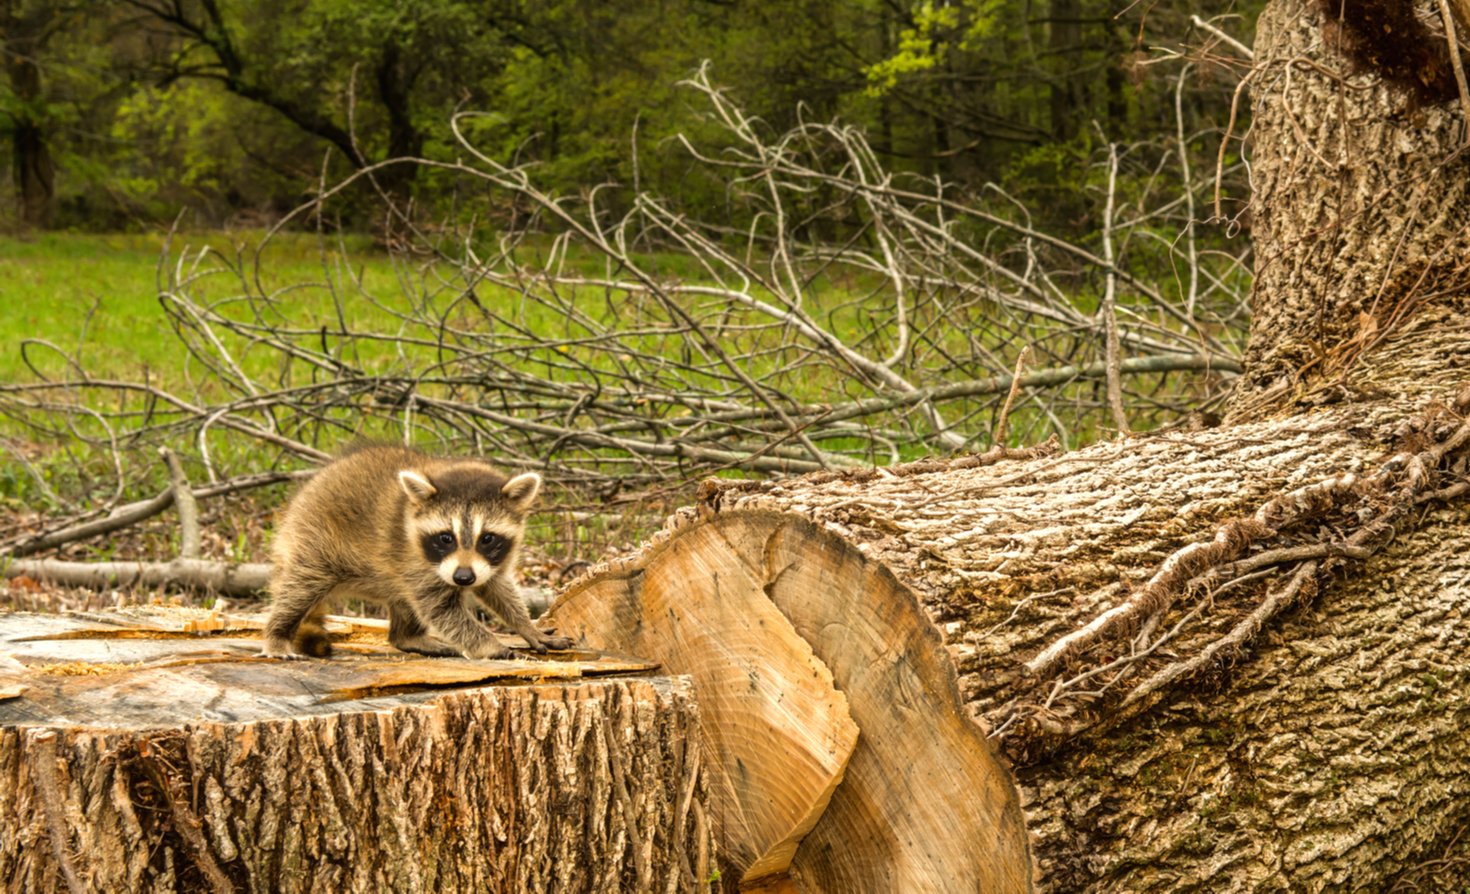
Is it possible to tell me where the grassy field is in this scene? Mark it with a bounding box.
[0,229,1128,512]
[0,228,868,487]
[4,230,882,575]
[1,229,750,386]
[0,230,387,385]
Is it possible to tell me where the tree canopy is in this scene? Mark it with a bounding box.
[3,0,1259,232]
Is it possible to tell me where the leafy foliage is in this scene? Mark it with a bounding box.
[3,0,1260,235]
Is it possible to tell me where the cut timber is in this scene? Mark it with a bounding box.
[546,509,1031,892]
[655,338,1470,891]
[544,517,860,888]
[0,610,714,893]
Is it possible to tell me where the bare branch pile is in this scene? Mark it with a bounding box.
[2,65,1246,569]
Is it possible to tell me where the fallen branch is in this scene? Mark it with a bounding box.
[4,558,271,596]
[4,465,312,560]
[6,490,178,559]
[160,448,200,560]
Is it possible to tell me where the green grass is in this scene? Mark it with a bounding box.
[0,231,857,481]
[1,228,1137,517]
[0,230,757,390]
[0,230,391,385]
[0,230,803,558]
[2,232,171,384]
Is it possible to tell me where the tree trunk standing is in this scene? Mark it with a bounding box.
[545,0,1470,890]
[1226,0,1470,419]
[1048,0,1084,142]
[372,40,426,214]
[3,0,56,228]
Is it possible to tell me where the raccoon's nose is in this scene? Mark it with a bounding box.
[452,567,477,586]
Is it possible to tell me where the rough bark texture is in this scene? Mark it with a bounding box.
[660,306,1470,892]
[0,612,715,893]
[1228,0,1470,418]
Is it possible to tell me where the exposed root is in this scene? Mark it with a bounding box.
[998,385,1470,750]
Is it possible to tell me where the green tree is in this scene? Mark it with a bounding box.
[122,0,533,199]
[2,0,75,226]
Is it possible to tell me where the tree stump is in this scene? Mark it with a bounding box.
[0,610,715,893]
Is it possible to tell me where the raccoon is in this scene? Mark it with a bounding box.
[261,444,573,660]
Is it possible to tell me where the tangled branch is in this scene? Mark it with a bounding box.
[2,66,1246,566]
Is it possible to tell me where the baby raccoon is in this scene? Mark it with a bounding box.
[261,444,573,660]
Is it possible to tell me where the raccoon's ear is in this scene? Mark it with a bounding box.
[398,470,438,504]
[502,472,541,512]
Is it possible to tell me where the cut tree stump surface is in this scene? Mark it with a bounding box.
[546,508,1033,893]
[0,607,713,893]
[543,519,860,887]
[0,610,659,727]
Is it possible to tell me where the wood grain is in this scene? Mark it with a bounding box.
[546,517,860,888]
[548,509,1032,893]
[0,609,710,893]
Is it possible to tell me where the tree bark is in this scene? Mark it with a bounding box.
[3,0,57,228]
[542,1,1470,889]
[1227,0,1470,419]
[0,611,715,892]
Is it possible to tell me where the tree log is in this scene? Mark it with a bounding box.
[548,509,1036,892]
[4,557,273,596]
[0,611,715,892]
[547,317,1470,891]
[543,516,863,887]
[544,0,1470,888]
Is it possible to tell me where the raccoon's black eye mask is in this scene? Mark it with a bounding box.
[478,531,513,566]
[422,531,457,560]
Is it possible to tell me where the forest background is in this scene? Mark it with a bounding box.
[0,0,1260,591]
[3,0,1257,235]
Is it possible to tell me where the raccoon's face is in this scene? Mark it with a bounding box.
[398,467,540,588]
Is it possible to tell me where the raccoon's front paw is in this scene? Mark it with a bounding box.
[527,631,575,653]
[259,639,311,660]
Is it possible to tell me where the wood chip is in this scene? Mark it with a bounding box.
[35,661,143,677]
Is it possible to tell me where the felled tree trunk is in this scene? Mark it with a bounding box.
[547,1,1470,890]
[0,612,714,893]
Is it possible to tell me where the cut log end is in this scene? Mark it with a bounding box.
[545,507,1033,892]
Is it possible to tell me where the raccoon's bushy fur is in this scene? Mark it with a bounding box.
[261,444,573,660]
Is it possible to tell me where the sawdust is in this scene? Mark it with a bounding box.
[35,660,143,677]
